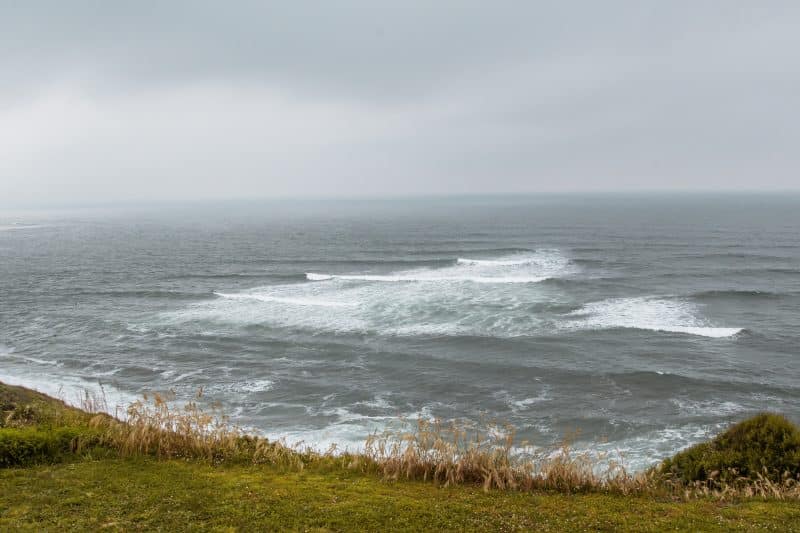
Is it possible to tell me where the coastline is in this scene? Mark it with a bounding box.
[2,379,800,531]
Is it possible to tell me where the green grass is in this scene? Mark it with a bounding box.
[2,381,800,531]
[0,426,101,467]
[2,457,800,532]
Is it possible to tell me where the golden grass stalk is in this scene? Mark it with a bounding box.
[89,391,303,468]
[81,391,800,500]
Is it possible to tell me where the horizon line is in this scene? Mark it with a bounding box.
[3,188,800,212]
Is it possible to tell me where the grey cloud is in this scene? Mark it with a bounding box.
[1,1,799,205]
[6,2,793,99]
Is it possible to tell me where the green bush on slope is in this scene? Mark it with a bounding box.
[0,382,106,466]
[0,426,99,467]
[660,413,800,483]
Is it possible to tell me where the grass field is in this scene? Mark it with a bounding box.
[2,381,799,531]
[4,457,800,531]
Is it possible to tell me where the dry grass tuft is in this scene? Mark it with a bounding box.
[75,390,800,500]
[89,391,303,468]
[363,417,800,500]
[364,418,648,493]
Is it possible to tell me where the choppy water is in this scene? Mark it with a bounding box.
[1,195,799,469]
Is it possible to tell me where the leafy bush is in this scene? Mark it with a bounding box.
[660,413,800,483]
[0,427,100,467]
[1,400,62,428]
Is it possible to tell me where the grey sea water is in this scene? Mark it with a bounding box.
[1,194,798,469]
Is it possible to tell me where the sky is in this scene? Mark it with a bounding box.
[1,1,799,206]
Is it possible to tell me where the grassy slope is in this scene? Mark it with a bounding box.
[2,382,799,532]
[3,459,800,532]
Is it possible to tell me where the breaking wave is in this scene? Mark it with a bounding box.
[566,297,743,338]
[156,252,747,340]
[214,291,355,308]
[457,257,540,266]
[155,250,574,336]
[306,272,549,283]
[307,250,571,284]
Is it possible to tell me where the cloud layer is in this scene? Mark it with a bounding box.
[2,2,799,205]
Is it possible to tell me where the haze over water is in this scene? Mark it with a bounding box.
[1,194,798,470]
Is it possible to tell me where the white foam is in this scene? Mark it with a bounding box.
[575,424,722,472]
[172,368,204,382]
[200,378,275,395]
[494,388,550,413]
[0,353,61,366]
[307,250,571,285]
[305,273,334,281]
[157,250,573,337]
[256,403,446,455]
[671,399,745,417]
[458,257,526,266]
[566,297,743,338]
[391,323,472,336]
[0,347,60,366]
[268,424,371,453]
[214,291,354,308]
[456,256,552,266]
[19,355,61,366]
[358,395,393,410]
[306,272,548,284]
[239,379,274,393]
[265,410,404,453]
[90,367,123,377]
[317,406,393,423]
[510,395,549,411]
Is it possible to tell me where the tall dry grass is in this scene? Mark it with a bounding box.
[364,417,800,500]
[363,418,652,494]
[88,391,304,468]
[80,390,800,500]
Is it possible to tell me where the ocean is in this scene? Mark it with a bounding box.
[1,194,798,470]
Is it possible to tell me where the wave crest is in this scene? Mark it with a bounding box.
[566,297,743,338]
[305,272,548,284]
[214,292,354,307]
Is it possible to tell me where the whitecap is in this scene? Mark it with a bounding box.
[305,272,548,284]
[239,379,274,393]
[566,297,742,338]
[214,291,354,307]
[574,424,723,472]
[510,395,549,411]
[0,348,60,366]
[158,250,572,337]
[202,378,275,395]
[172,368,204,382]
[457,257,534,266]
[358,395,393,410]
[671,398,746,417]
[306,250,571,285]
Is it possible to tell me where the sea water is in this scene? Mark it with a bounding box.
[1,194,798,470]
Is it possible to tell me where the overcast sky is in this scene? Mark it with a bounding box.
[1,1,798,206]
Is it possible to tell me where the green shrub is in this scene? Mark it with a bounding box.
[0,383,95,430]
[0,427,101,467]
[660,413,800,482]
[1,400,62,428]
